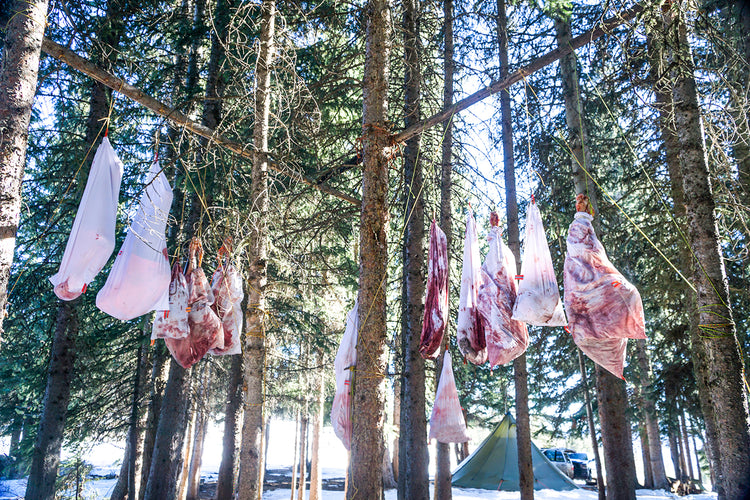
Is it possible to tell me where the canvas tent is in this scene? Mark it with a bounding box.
[451,413,579,491]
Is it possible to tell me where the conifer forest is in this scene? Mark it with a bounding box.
[0,0,749,499]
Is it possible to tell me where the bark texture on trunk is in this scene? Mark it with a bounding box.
[296,411,308,500]
[217,355,243,500]
[668,6,750,499]
[0,0,48,337]
[596,366,637,500]
[397,0,428,498]
[636,398,654,488]
[25,301,78,500]
[349,1,391,498]
[142,361,192,500]
[435,1,454,497]
[578,350,605,500]
[554,16,598,215]
[680,411,694,481]
[668,426,682,480]
[557,14,638,500]
[498,2,533,498]
[634,339,668,489]
[139,344,169,500]
[186,365,212,500]
[238,3,274,499]
[309,363,324,500]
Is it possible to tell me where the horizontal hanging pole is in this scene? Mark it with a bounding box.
[41,37,362,207]
[392,0,650,144]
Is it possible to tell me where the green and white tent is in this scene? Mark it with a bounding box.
[451,413,579,491]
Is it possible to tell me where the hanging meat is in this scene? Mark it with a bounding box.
[429,351,470,443]
[50,137,123,300]
[419,221,449,359]
[512,200,567,326]
[96,160,172,320]
[457,211,487,365]
[477,212,528,369]
[209,254,243,356]
[331,300,358,450]
[151,263,189,340]
[165,239,224,369]
[564,194,646,379]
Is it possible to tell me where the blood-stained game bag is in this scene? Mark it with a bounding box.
[512,201,567,326]
[151,263,189,340]
[331,300,358,450]
[209,259,243,356]
[457,211,487,365]
[165,239,223,368]
[477,212,528,369]
[429,351,469,444]
[50,137,123,300]
[96,161,172,320]
[564,195,646,379]
[419,221,449,359]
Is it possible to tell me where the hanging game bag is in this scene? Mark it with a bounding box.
[165,239,224,368]
[331,300,358,450]
[429,351,469,444]
[563,195,646,379]
[209,258,243,356]
[457,211,488,365]
[419,221,449,359]
[512,201,567,326]
[96,161,173,320]
[477,212,528,369]
[50,137,123,300]
[151,263,189,340]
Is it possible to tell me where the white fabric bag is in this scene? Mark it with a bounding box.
[512,201,567,326]
[96,161,173,320]
[49,137,123,300]
[151,263,189,340]
[331,300,358,450]
[429,351,469,443]
[457,212,487,365]
[209,261,243,356]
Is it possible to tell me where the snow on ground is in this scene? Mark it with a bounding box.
[260,488,717,500]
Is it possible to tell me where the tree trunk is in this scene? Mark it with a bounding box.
[557,14,638,500]
[690,424,702,484]
[309,362,324,500]
[238,3,274,500]
[668,6,750,499]
[216,355,244,500]
[290,412,299,500]
[127,338,150,500]
[139,344,169,500]
[178,401,197,500]
[680,411,694,481]
[296,410,308,500]
[0,0,48,337]
[25,301,78,500]
[596,366,638,500]
[668,426,682,480]
[397,1,428,499]
[634,340,669,489]
[637,407,654,488]
[142,361,192,500]
[578,350,605,500]
[434,0,454,495]
[646,17,721,489]
[111,443,131,500]
[392,379,400,483]
[498,2,533,498]
[186,365,212,500]
[349,1,392,498]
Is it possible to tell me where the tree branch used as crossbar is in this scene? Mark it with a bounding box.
[40,37,363,207]
[41,0,648,208]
